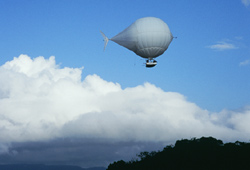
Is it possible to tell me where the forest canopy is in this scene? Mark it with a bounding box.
[107,137,250,170]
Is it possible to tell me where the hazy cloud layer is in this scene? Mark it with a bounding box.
[239,59,250,66]
[0,139,165,167]
[242,0,250,7]
[0,55,250,167]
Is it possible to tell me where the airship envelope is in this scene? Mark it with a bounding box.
[101,17,174,67]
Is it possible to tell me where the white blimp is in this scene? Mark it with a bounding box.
[101,17,174,68]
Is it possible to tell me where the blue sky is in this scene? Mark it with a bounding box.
[0,0,250,168]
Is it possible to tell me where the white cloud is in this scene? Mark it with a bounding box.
[207,41,238,51]
[0,54,250,149]
[239,59,250,66]
[242,0,250,7]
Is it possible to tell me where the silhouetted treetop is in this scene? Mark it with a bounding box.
[107,136,250,170]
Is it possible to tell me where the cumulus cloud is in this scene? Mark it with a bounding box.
[0,55,250,142]
[0,54,250,166]
[242,0,250,7]
[207,41,238,51]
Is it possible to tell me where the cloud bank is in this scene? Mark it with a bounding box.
[0,55,250,166]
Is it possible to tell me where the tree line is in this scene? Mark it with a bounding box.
[107,137,250,170]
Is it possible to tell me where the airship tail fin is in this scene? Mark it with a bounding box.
[100,31,109,51]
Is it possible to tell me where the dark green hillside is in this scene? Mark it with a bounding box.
[107,137,250,170]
